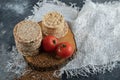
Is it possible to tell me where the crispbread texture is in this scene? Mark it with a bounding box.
[42,12,68,38]
[13,20,42,56]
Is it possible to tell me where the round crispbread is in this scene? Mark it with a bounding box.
[43,11,64,29]
[14,20,42,43]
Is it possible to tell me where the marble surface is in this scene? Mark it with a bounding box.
[0,0,120,80]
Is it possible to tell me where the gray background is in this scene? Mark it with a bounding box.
[0,0,120,80]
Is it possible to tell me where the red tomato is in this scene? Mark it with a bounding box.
[42,35,58,52]
[56,42,74,58]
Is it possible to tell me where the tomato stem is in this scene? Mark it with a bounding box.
[62,44,66,48]
[53,40,56,44]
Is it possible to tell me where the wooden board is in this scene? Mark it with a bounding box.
[24,22,77,71]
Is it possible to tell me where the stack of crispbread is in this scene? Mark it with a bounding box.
[42,12,68,38]
[13,20,42,56]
